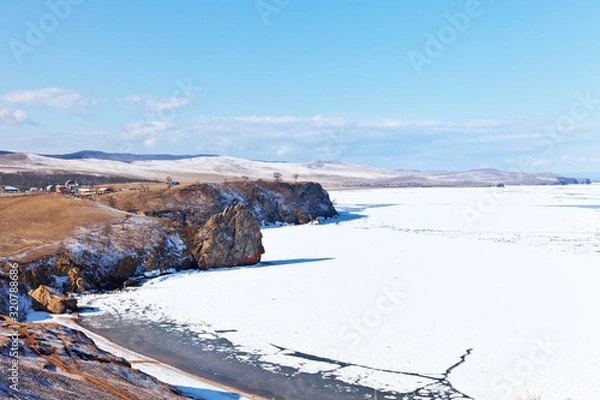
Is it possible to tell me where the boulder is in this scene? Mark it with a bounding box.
[191,204,264,269]
[28,285,78,314]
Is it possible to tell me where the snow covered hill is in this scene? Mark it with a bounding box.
[0,151,592,188]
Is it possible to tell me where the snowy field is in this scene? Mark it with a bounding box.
[79,184,600,399]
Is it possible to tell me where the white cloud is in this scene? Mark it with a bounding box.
[111,115,600,170]
[531,158,549,166]
[132,115,531,161]
[184,116,522,135]
[558,155,600,164]
[275,145,292,156]
[144,137,158,148]
[122,121,175,138]
[0,105,30,124]
[354,118,519,131]
[116,94,145,105]
[505,156,600,167]
[146,96,192,113]
[1,87,94,110]
[117,94,194,115]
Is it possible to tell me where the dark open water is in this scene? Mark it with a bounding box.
[79,311,472,400]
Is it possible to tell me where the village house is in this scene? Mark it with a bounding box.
[2,185,20,193]
[95,187,114,195]
[78,187,95,196]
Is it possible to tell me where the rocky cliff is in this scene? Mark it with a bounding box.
[0,315,188,399]
[5,216,195,301]
[108,180,338,226]
[0,180,338,316]
[192,204,264,269]
[0,179,338,399]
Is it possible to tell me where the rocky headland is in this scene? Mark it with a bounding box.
[1,180,337,314]
[104,180,339,225]
[0,179,337,399]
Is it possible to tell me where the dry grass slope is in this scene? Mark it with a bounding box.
[0,195,122,261]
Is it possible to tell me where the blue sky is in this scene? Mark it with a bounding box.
[1,0,599,173]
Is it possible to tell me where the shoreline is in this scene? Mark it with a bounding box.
[71,310,399,400]
[50,314,268,400]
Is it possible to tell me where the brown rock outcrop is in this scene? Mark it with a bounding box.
[28,285,78,314]
[9,217,196,301]
[191,203,264,269]
[0,315,187,399]
[125,180,339,226]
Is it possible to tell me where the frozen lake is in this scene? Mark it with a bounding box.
[79,184,600,399]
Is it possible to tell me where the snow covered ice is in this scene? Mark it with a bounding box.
[78,184,600,399]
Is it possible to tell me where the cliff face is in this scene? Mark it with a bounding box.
[192,204,265,270]
[0,316,187,400]
[11,216,195,298]
[12,182,337,294]
[0,180,338,316]
[0,180,339,398]
[556,176,592,185]
[119,181,338,226]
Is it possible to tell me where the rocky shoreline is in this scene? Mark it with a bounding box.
[1,180,337,314]
[56,314,268,400]
[0,180,338,399]
[0,315,188,399]
[76,310,399,400]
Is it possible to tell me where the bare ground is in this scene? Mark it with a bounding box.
[0,194,123,261]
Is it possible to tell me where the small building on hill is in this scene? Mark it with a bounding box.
[96,187,114,195]
[2,185,19,193]
[78,188,95,196]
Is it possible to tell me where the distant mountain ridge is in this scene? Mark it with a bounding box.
[0,150,593,188]
[41,150,214,163]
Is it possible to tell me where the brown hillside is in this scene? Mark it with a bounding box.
[0,195,122,261]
